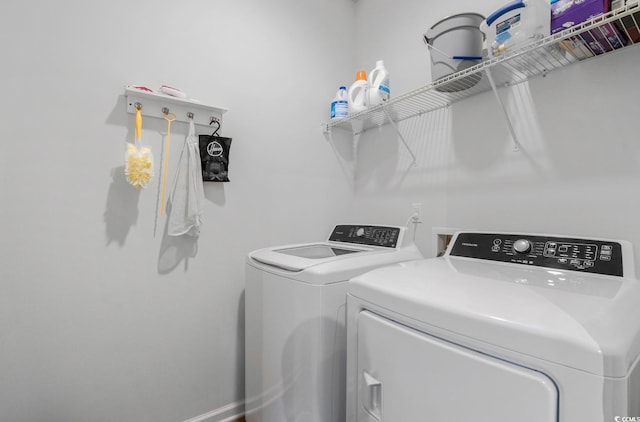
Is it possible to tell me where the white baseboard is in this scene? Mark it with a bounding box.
[182,400,245,422]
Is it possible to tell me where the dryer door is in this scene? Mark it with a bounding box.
[356,311,558,422]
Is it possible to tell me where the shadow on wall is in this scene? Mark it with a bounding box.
[104,166,140,246]
[355,124,401,190]
[326,123,405,190]
[326,108,452,193]
[450,81,548,179]
[103,156,199,273]
[204,181,226,205]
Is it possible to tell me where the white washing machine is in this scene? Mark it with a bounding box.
[346,231,640,422]
[245,225,423,422]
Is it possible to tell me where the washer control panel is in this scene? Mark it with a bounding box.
[329,225,401,248]
[450,232,624,277]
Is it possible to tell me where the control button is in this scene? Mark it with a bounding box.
[491,245,500,252]
[513,239,532,254]
[585,261,594,268]
[600,249,612,256]
[493,238,502,245]
[547,249,556,255]
[356,228,365,237]
[570,259,581,266]
[600,255,611,261]
[558,245,569,253]
[558,258,568,264]
[602,245,612,251]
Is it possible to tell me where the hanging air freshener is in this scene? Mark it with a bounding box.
[199,118,232,182]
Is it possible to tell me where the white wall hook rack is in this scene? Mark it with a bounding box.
[125,86,228,126]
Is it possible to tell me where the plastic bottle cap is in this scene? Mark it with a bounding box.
[355,70,367,81]
[339,86,347,90]
[376,60,384,67]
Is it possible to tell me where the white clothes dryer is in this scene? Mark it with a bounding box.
[346,231,640,422]
[245,225,422,422]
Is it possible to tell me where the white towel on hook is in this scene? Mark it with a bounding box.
[167,120,205,237]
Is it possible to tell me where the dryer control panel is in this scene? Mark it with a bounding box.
[449,232,624,277]
[329,225,401,248]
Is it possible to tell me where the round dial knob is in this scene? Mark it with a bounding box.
[513,239,532,254]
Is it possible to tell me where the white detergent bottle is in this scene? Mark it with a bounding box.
[348,70,369,115]
[330,86,348,119]
[368,60,390,106]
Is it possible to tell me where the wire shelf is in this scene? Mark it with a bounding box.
[324,1,640,134]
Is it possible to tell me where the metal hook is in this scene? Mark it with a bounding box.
[162,107,170,115]
[209,117,221,137]
[163,111,177,122]
[187,112,194,119]
[134,102,143,110]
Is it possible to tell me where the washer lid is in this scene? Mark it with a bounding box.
[249,242,371,272]
[348,256,640,377]
[248,240,423,285]
[275,244,361,260]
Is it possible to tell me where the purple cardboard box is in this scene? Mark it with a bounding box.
[551,0,627,54]
[576,22,627,54]
[612,0,640,42]
[551,0,610,34]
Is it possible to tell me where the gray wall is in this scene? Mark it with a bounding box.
[0,1,355,421]
[1,0,639,421]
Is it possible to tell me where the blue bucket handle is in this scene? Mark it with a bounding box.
[486,0,526,26]
[452,55,483,60]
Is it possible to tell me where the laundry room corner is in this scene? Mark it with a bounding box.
[2,0,640,420]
